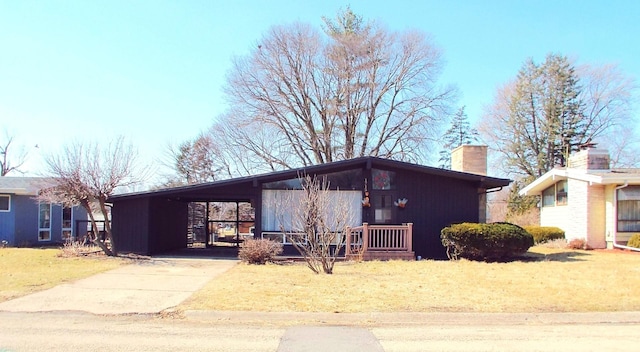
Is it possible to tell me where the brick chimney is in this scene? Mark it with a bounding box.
[451,145,487,175]
[568,147,610,170]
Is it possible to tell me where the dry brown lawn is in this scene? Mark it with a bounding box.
[181,247,640,313]
[0,248,124,302]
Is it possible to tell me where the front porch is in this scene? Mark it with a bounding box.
[345,223,415,261]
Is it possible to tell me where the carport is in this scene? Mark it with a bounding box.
[110,177,261,255]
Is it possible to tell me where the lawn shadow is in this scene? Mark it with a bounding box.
[518,250,591,263]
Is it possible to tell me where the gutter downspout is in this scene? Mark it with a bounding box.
[613,182,640,252]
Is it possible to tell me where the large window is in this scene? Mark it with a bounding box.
[0,195,9,212]
[263,170,364,190]
[542,180,568,207]
[261,190,362,243]
[38,203,51,241]
[62,207,73,241]
[618,186,640,232]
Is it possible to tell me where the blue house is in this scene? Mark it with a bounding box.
[0,177,89,246]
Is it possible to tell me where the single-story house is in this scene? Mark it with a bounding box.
[109,145,510,259]
[0,177,89,246]
[519,147,640,250]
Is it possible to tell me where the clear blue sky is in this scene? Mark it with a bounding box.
[1,0,638,182]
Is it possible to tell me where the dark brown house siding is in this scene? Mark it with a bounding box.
[109,157,509,258]
[111,197,151,255]
[148,197,188,254]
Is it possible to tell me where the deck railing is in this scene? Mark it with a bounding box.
[345,223,413,256]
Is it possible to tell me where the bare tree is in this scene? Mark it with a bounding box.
[276,175,356,274]
[480,56,636,178]
[169,132,232,185]
[1,131,29,176]
[37,137,142,256]
[212,8,454,175]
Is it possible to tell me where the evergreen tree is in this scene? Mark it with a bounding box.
[483,54,586,178]
[438,106,479,169]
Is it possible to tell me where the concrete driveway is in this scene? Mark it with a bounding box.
[0,257,238,315]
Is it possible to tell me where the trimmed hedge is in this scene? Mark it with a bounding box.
[523,226,565,244]
[441,222,534,261]
[628,234,640,249]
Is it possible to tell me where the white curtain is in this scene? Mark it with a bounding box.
[261,190,362,231]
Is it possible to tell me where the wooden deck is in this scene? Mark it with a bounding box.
[345,223,415,261]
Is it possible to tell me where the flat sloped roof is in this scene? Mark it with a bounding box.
[110,156,511,201]
[0,177,53,195]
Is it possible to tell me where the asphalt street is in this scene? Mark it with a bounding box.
[1,257,639,351]
[1,311,640,352]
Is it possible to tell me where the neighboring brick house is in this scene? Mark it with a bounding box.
[0,177,89,246]
[519,148,640,249]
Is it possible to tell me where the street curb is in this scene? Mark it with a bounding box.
[184,310,640,326]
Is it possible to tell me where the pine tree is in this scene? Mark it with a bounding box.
[494,54,585,178]
[438,106,480,168]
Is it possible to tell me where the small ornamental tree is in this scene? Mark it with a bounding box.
[37,137,142,256]
[276,174,356,274]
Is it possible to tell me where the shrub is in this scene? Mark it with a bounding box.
[440,222,534,261]
[239,238,283,264]
[627,234,640,249]
[539,238,568,249]
[524,226,565,244]
[567,238,588,250]
[59,240,101,257]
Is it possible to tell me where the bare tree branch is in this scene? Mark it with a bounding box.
[36,137,143,256]
[0,131,29,176]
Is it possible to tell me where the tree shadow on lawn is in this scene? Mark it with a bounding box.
[516,250,591,263]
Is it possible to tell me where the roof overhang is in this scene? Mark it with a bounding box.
[110,156,511,202]
[520,168,640,196]
[0,188,34,196]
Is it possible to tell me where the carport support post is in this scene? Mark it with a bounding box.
[206,202,210,247]
[235,201,240,246]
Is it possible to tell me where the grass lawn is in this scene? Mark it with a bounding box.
[181,247,640,313]
[0,248,124,302]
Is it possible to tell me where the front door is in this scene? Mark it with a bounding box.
[372,192,397,224]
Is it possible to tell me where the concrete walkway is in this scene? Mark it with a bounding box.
[0,257,238,315]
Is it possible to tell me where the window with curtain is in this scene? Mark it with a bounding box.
[618,186,640,232]
[261,190,362,233]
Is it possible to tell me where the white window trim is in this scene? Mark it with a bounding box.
[62,206,73,240]
[38,203,51,242]
[0,194,10,212]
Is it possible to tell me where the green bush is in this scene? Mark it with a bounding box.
[440,222,534,261]
[238,238,283,264]
[628,234,640,249]
[524,226,565,244]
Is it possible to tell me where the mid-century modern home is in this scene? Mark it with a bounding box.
[0,177,89,246]
[109,145,510,260]
[520,147,640,250]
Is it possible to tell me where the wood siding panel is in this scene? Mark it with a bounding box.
[0,195,16,245]
[148,197,187,254]
[112,197,150,255]
[371,169,481,259]
[13,195,38,246]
